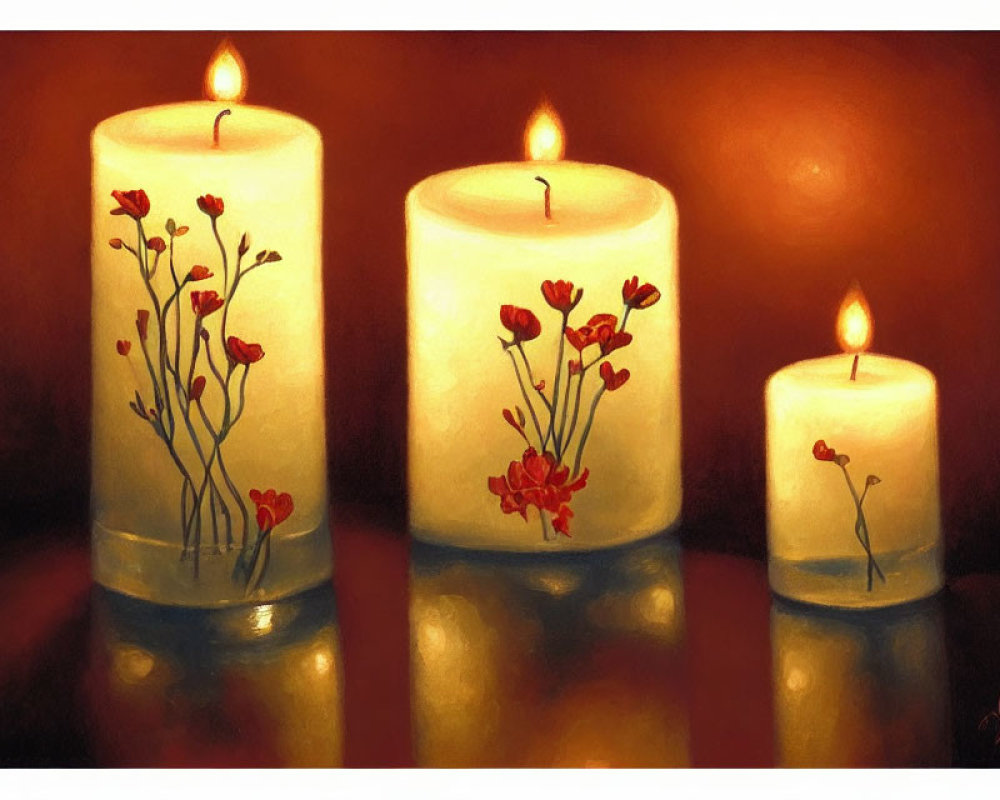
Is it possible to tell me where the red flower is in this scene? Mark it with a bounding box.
[488,447,589,536]
[109,238,123,250]
[190,375,206,402]
[622,276,661,310]
[568,359,581,376]
[190,290,224,318]
[541,279,582,313]
[136,309,150,342]
[197,194,225,218]
[111,189,150,219]
[249,488,294,530]
[812,440,837,461]
[116,339,131,356]
[600,361,630,391]
[564,313,619,352]
[146,236,166,254]
[500,305,541,344]
[227,336,265,365]
[598,326,632,356]
[188,265,213,281]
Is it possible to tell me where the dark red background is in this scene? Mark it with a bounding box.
[2,32,1000,572]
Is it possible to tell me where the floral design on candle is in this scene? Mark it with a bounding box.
[488,276,660,540]
[812,439,885,591]
[108,187,291,591]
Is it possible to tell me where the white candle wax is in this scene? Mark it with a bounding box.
[765,353,943,607]
[407,160,680,550]
[91,101,330,606]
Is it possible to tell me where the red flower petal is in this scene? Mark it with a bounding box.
[226,336,265,365]
[188,265,213,281]
[599,361,630,391]
[111,189,150,220]
[197,194,225,218]
[190,375,206,402]
[116,339,131,356]
[812,440,837,461]
[500,304,542,343]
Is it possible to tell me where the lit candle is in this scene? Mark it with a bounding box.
[406,103,680,550]
[765,284,943,607]
[90,41,330,606]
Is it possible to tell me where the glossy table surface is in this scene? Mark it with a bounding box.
[2,506,999,768]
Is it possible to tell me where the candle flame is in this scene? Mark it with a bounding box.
[524,101,565,161]
[836,283,873,354]
[205,39,247,102]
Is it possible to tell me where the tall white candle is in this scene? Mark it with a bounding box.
[91,43,330,606]
[407,104,681,551]
[765,286,943,608]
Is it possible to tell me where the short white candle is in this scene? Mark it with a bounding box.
[90,43,330,606]
[765,286,943,608]
[407,104,681,551]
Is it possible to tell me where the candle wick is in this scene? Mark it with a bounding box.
[534,175,552,221]
[850,353,860,381]
[213,108,232,148]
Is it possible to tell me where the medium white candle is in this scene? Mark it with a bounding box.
[90,43,330,606]
[765,286,943,608]
[407,104,681,551]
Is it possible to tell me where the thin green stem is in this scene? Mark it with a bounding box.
[556,363,575,458]
[839,466,886,589]
[543,312,569,454]
[572,385,607,478]
[516,342,552,414]
[504,345,544,447]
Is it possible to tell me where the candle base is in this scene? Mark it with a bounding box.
[768,542,944,609]
[410,517,680,553]
[92,519,332,608]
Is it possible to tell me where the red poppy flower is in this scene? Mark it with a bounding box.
[488,447,589,536]
[541,279,582,313]
[622,276,661,310]
[111,189,150,219]
[227,336,265,365]
[500,305,541,344]
[564,313,619,352]
[189,375,206,402]
[136,309,150,342]
[197,194,225,218]
[109,238,123,250]
[249,488,294,530]
[188,265,213,282]
[812,440,837,461]
[600,361,630,391]
[116,339,131,356]
[598,326,633,356]
[190,290,224,318]
[147,236,166,254]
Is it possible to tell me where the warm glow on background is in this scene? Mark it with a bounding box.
[524,102,565,161]
[205,39,247,102]
[836,283,873,353]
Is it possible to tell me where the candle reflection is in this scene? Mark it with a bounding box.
[771,596,950,767]
[410,536,690,767]
[84,584,343,767]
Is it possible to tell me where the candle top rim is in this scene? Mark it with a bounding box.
[768,352,936,392]
[93,101,319,154]
[408,160,672,238]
